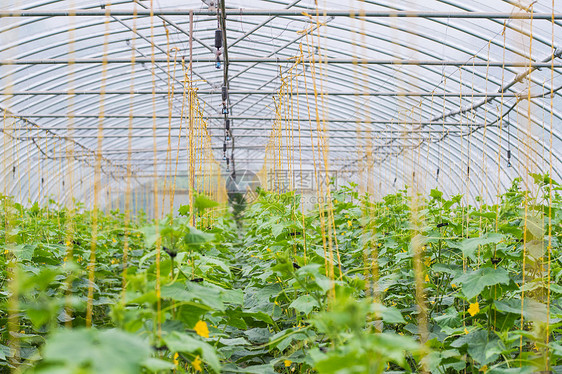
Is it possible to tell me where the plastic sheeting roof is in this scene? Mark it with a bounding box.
[0,0,561,206]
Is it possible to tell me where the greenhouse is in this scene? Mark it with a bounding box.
[0,0,561,373]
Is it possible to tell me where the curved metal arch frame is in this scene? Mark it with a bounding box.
[0,0,556,205]
[4,10,556,134]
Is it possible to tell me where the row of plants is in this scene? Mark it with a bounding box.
[1,174,561,373]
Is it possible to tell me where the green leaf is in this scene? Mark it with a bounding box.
[140,225,159,248]
[494,298,558,321]
[526,239,546,259]
[184,226,215,247]
[434,307,461,329]
[367,333,421,367]
[164,332,220,373]
[487,367,535,374]
[432,263,463,277]
[198,257,231,276]
[243,311,275,325]
[271,223,285,238]
[0,344,9,361]
[42,328,152,374]
[453,267,510,300]
[269,328,314,352]
[142,357,175,371]
[8,244,36,262]
[430,189,443,200]
[371,304,406,324]
[451,330,504,365]
[525,216,544,239]
[178,205,190,216]
[453,233,504,261]
[217,337,250,346]
[471,211,497,220]
[194,195,219,211]
[290,295,318,315]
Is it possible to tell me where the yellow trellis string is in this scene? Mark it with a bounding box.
[85,2,111,328]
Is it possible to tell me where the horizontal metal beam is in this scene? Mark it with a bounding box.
[71,147,409,155]
[6,113,491,125]
[41,157,382,162]
[13,134,431,140]
[1,58,560,67]
[1,9,561,19]
[24,144,413,150]
[6,126,462,132]
[3,90,532,97]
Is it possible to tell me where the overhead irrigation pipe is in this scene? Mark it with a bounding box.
[4,113,505,126]
[431,48,562,123]
[1,9,562,18]
[12,134,437,140]
[131,0,214,53]
[217,0,236,180]
[69,146,413,155]
[2,90,548,97]
[4,126,465,133]
[344,48,562,170]
[0,107,142,181]
[1,58,561,67]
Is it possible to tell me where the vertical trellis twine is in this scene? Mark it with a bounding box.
[545,2,555,370]
[148,0,162,339]
[63,3,77,327]
[121,3,138,300]
[85,1,111,329]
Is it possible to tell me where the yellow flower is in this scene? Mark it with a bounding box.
[334,199,338,204]
[173,352,179,366]
[192,355,202,371]
[284,360,292,367]
[65,241,71,246]
[468,302,480,317]
[4,249,9,255]
[451,283,457,288]
[425,274,430,282]
[479,364,488,372]
[347,220,352,228]
[194,320,209,338]
[464,327,469,334]
[112,238,117,243]
[266,248,271,252]
[345,214,349,218]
